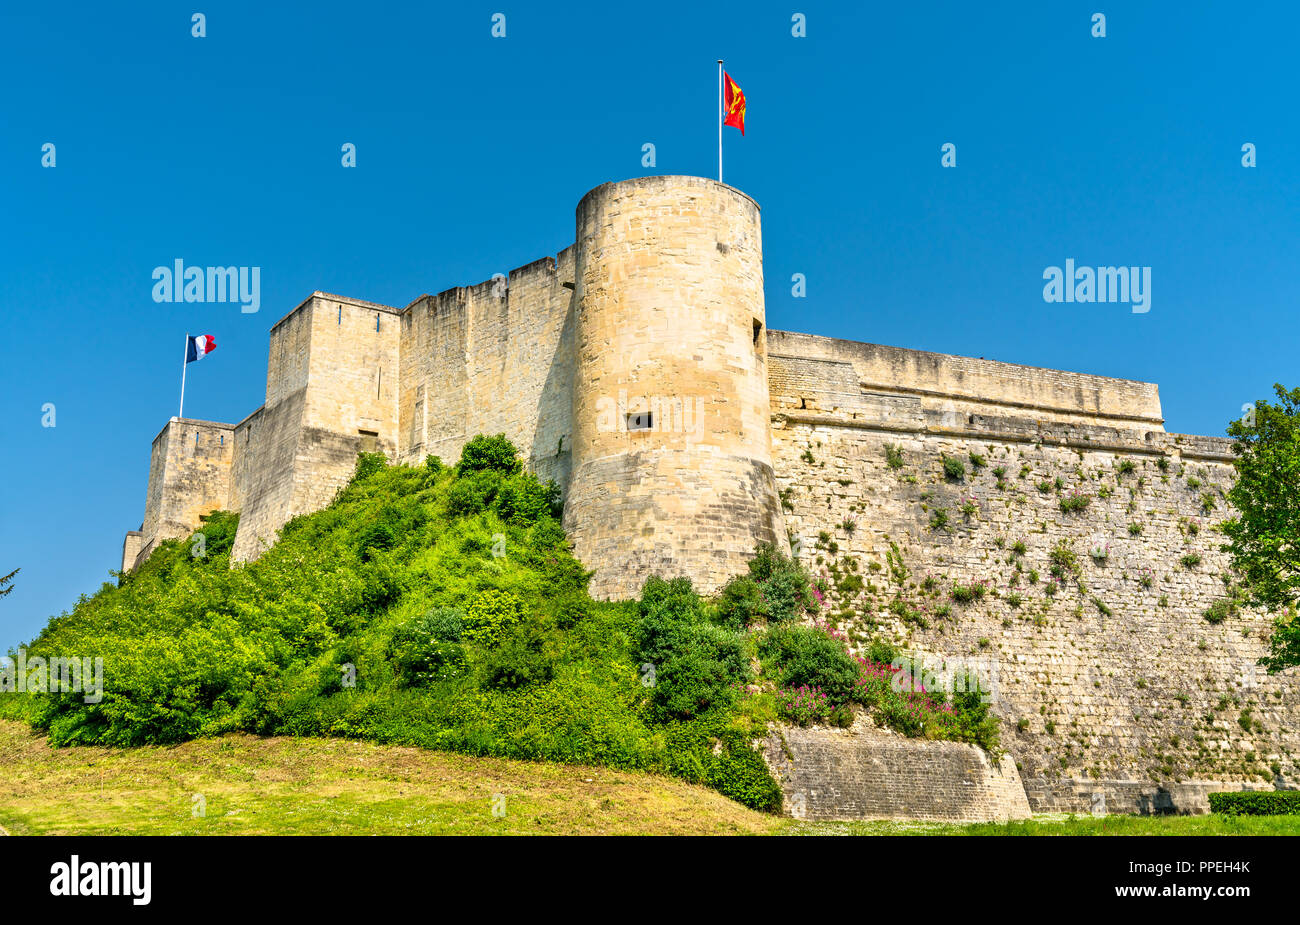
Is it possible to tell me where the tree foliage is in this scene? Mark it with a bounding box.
[1223,384,1300,670]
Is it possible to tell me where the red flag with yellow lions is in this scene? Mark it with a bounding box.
[723,71,746,135]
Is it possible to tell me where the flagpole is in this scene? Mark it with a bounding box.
[179,332,188,420]
[717,59,724,182]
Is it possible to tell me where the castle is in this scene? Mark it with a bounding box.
[122,175,1300,816]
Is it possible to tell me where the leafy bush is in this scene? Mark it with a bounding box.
[706,731,783,812]
[389,607,467,686]
[1059,491,1091,513]
[1209,791,1300,816]
[481,624,558,690]
[634,578,748,721]
[951,580,987,604]
[634,577,703,666]
[759,625,860,706]
[492,475,562,526]
[462,589,522,647]
[456,434,523,477]
[445,470,502,517]
[1049,540,1081,581]
[942,456,965,480]
[714,576,764,630]
[739,543,816,623]
[647,641,737,721]
[352,452,388,483]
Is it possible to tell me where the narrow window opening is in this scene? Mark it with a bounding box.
[626,412,653,432]
[375,313,380,332]
[338,306,342,325]
[753,318,763,345]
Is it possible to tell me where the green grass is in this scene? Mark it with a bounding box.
[0,720,778,836]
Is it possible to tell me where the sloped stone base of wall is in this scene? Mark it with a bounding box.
[1023,777,1291,816]
[763,720,1032,822]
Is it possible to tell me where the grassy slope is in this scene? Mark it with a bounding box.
[4,721,1295,836]
[0,720,776,836]
[0,452,781,812]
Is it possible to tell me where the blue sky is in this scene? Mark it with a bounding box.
[1,1,1296,648]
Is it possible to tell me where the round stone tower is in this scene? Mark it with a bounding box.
[566,175,788,600]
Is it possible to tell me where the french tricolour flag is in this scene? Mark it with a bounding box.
[186,334,217,363]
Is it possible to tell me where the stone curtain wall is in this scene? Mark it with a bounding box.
[397,249,577,489]
[764,720,1032,822]
[770,330,1165,430]
[768,339,1300,812]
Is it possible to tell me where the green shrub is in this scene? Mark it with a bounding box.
[864,636,899,666]
[714,576,764,630]
[481,624,558,690]
[549,591,593,629]
[388,607,468,686]
[647,642,737,721]
[1204,598,1236,625]
[706,731,783,812]
[635,579,748,721]
[743,543,816,623]
[942,456,966,480]
[759,625,860,706]
[1209,791,1300,816]
[634,576,703,666]
[1059,492,1091,513]
[1049,540,1081,581]
[356,521,399,559]
[193,510,239,559]
[445,470,502,517]
[951,580,987,604]
[492,475,562,526]
[462,588,523,647]
[456,434,523,477]
[352,451,388,483]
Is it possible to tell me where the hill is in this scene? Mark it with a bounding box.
[1,436,997,814]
